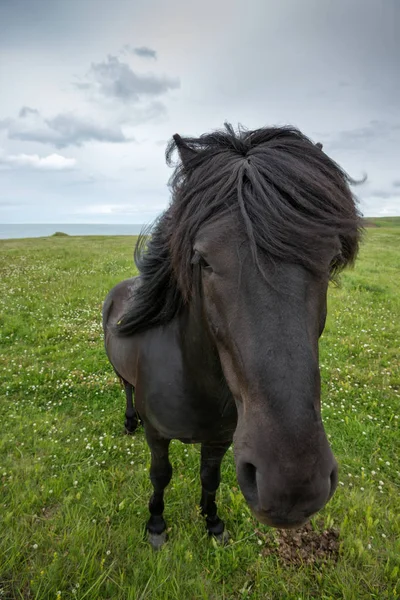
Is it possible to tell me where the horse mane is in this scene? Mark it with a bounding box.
[117,123,362,336]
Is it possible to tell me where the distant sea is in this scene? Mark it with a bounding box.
[0,224,145,240]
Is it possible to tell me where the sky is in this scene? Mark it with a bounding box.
[0,0,399,224]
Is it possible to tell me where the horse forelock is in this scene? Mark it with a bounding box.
[117,123,362,336]
[167,124,362,298]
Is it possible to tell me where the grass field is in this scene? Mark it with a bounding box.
[364,217,400,228]
[0,226,399,599]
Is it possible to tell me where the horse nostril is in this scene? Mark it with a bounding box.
[242,462,257,487]
[237,460,258,504]
[242,461,258,499]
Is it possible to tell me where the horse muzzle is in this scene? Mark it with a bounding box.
[236,457,338,529]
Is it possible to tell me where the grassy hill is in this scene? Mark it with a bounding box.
[363,216,400,228]
[0,228,399,599]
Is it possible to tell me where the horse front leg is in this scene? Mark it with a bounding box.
[145,427,172,550]
[200,441,231,543]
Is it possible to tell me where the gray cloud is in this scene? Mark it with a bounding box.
[19,106,40,118]
[1,0,399,221]
[328,121,400,151]
[0,108,130,148]
[123,45,157,59]
[62,173,118,187]
[0,200,24,208]
[368,190,398,200]
[80,55,179,102]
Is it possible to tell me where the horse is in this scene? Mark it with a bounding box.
[102,124,361,549]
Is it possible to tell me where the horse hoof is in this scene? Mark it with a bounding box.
[124,418,138,435]
[214,530,230,545]
[147,530,167,550]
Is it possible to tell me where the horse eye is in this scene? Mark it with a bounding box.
[200,256,212,270]
[192,251,212,271]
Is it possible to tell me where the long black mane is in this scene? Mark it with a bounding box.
[117,124,362,336]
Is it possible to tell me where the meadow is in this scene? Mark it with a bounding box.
[0,224,399,599]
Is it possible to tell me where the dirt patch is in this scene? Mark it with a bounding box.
[261,522,340,566]
[30,503,60,524]
[40,504,60,520]
[363,221,378,228]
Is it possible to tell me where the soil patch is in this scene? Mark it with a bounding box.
[262,522,340,566]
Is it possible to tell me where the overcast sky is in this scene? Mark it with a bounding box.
[0,0,399,223]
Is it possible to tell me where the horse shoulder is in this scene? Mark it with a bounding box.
[102,276,140,329]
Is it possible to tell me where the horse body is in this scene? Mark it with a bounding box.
[102,124,361,548]
[103,277,237,443]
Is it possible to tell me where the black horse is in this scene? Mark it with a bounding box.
[102,124,361,549]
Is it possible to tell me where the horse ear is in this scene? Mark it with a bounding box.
[315,142,323,150]
[173,134,197,168]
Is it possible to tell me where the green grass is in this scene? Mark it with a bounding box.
[0,230,399,599]
[363,216,400,228]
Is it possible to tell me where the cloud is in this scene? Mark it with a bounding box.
[367,189,398,200]
[328,120,400,150]
[122,45,157,60]
[393,180,400,188]
[0,108,130,148]
[0,200,24,208]
[19,106,40,118]
[79,55,179,102]
[74,203,165,216]
[0,151,76,170]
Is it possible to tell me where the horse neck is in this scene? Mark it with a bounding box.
[179,303,227,390]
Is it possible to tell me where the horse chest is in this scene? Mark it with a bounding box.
[129,321,236,442]
[145,388,237,443]
[137,357,236,442]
